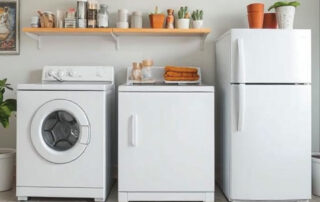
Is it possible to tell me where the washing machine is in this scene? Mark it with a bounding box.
[16,66,115,201]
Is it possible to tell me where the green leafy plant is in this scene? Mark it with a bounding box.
[192,10,204,21]
[178,6,190,19]
[0,79,16,128]
[268,1,300,11]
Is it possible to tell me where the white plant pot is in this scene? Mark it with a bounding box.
[275,6,295,29]
[177,19,190,29]
[0,148,15,192]
[192,20,203,29]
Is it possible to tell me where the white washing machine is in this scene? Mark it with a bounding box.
[16,66,115,201]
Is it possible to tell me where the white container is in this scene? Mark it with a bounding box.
[313,153,320,196]
[117,22,129,29]
[118,9,129,22]
[0,148,15,192]
[131,11,143,28]
[192,20,203,29]
[176,19,190,29]
[276,6,295,29]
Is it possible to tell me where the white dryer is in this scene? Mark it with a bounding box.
[118,67,215,202]
[16,66,115,201]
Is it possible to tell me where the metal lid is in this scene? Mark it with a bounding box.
[132,11,142,16]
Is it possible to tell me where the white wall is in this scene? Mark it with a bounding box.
[0,0,319,151]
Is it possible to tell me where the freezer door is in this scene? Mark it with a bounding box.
[230,85,311,200]
[231,29,311,83]
[118,92,215,192]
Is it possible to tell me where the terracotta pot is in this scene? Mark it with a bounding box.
[247,3,264,12]
[149,14,165,28]
[248,12,264,29]
[263,13,277,29]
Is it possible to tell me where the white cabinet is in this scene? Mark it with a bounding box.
[118,90,215,202]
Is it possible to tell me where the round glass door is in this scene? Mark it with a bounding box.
[42,111,80,152]
[31,100,90,164]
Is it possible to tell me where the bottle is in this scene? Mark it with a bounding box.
[166,9,174,29]
[87,0,98,28]
[131,62,142,81]
[98,4,109,28]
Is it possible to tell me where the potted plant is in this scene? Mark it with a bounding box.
[149,6,165,29]
[0,79,16,192]
[247,3,265,29]
[192,10,204,29]
[177,6,190,29]
[268,1,300,29]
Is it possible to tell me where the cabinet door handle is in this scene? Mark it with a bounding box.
[131,114,138,146]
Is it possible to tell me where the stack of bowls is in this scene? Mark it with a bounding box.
[247,3,264,29]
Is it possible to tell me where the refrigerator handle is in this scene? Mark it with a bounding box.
[238,84,246,132]
[130,114,138,146]
[237,38,246,83]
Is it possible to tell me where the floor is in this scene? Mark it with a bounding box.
[0,184,320,202]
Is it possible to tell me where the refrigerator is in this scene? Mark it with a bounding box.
[215,29,311,201]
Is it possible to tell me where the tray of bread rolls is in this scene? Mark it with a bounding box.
[127,66,201,85]
[164,66,201,84]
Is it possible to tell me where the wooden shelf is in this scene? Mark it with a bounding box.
[22,27,211,50]
[112,28,210,35]
[22,27,113,35]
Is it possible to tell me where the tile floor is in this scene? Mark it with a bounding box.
[0,184,320,202]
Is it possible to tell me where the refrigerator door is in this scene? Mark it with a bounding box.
[231,29,311,83]
[230,84,311,200]
[118,92,215,192]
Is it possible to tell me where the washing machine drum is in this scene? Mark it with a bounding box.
[31,99,90,164]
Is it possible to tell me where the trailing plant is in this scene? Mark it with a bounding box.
[0,79,16,128]
[268,1,300,11]
[192,10,204,21]
[178,6,190,19]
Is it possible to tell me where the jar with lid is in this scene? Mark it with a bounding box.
[98,4,109,28]
[141,59,153,81]
[131,62,142,81]
[131,11,142,28]
[87,0,98,28]
[77,0,87,28]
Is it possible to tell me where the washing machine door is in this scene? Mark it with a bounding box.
[31,99,90,164]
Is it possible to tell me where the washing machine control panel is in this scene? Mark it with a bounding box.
[42,66,114,83]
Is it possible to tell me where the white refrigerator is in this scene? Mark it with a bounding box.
[215,29,311,201]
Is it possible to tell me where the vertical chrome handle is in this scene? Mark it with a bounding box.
[131,114,138,146]
[238,84,246,132]
[237,38,246,83]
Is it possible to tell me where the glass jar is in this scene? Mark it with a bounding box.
[98,4,109,28]
[131,62,142,81]
[141,59,153,81]
[87,0,98,28]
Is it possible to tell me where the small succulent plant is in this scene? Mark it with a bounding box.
[178,6,190,19]
[151,6,162,14]
[192,10,203,21]
[268,1,300,11]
